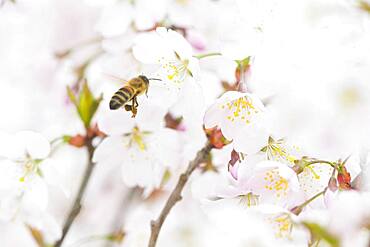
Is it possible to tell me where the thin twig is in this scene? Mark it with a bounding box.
[148,142,213,247]
[104,188,139,247]
[54,138,96,247]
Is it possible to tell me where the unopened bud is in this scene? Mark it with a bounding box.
[328,177,338,192]
[290,206,303,216]
[68,134,86,148]
[292,164,304,174]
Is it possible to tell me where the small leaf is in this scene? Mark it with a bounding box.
[235,56,251,68]
[302,222,339,247]
[66,86,78,107]
[67,81,102,128]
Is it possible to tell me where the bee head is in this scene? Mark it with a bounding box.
[139,75,150,85]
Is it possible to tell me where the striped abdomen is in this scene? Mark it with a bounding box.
[109,86,136,110]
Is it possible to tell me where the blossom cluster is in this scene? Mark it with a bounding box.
[1,0,370,247]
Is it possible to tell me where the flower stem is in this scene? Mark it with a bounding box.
[301,189,326,209]
[291,189,327,215]
[193,52,222,59]
[306,160,336,168]
[54,137,96,247]
[148,142,213,247]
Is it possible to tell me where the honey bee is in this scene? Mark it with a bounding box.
[109,75,160,117]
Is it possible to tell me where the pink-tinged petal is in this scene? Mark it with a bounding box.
[324,189,336,208]
[186,30,207,51]
[16,131,50,159]
[229,161,239,180]
[247,161,299,207]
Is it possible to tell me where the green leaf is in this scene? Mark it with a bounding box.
[66,86,78,107]
[67,81,102,128]
[235,56,251,68]
[302,222,340,247]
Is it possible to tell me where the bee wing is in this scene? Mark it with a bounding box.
[103,73,129,84]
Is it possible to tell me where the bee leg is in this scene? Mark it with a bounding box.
[131,98,138,118]
[145,88,148,98]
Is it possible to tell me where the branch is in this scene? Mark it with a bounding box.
[54,138,96,247]
[148,142,213,247]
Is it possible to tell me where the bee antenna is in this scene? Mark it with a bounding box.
[148,78,162,81]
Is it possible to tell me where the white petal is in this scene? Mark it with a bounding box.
[147,128,181,170]
[97,110,135,135]
[0,160,19,197]
[121,149,163,189]
[133,31,173,64]
[93,136,127,165]
[204,102,223,129]
[0,131,16,158]
[95,1,134,37]
[21,176,48,213]
[16,131,50,159]
[159,27,193,59]
[232,125,269,154]
[171,79,205,123]
[40,158,70,197]
[135,97,167,131]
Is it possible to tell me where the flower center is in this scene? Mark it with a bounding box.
[221,96,259,124]
[263,170,289,198]
[18,158,41,182]
[238,192,259,207]
[270,214,293,239]
[263,137,297,164]
[128,126,148,151]
[159,52,191,84]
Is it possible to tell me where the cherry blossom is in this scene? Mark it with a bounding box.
[0,131,64,241]
[133,27,200,89]
[93,97,181,194]
[204,91,270,154]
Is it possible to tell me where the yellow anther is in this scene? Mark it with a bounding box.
[130,127,147,151]
[224,96,258,124]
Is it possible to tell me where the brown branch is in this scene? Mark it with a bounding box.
[148,142,213,247]
[54,138,96,247]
